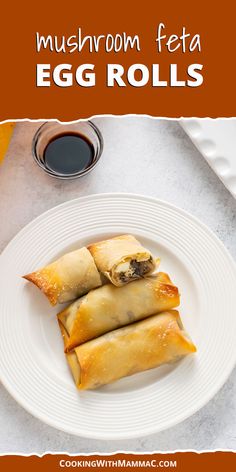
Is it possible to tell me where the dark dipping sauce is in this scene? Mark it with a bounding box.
[43,133,94,175]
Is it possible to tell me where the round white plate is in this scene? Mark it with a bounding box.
[1,193,236,440]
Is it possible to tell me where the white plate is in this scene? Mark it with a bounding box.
[0,193,236,440]
[180,119,236,199]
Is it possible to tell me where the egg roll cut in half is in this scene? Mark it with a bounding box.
[59,310,196,390]
[58,272,180,351]
[87,234,157,287]
[23,247,102,306]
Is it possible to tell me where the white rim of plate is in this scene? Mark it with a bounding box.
[0,192,236,440]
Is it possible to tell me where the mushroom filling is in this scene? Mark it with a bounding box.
[118,257,153,283]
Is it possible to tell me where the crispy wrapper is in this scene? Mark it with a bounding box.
[88,234,157,286]
[23,247,102,306]
[59,310,196,390]
[58,272,180,351]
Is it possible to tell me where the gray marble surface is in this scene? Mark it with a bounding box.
[0,118,235,453]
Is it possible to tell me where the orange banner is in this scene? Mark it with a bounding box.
[0,453,235,471]
[0,0,235,119]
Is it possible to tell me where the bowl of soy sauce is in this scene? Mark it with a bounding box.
[32,121,103,179]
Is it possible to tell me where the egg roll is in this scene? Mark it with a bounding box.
[88,234,157,286]
[23,247,102,306]
[58,272,180,351]
[59,310,196,390]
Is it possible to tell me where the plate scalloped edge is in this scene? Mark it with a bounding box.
[180,119,236,199]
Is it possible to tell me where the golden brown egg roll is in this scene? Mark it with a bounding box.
[58,272,180,351]
[59,310,196,390]
[23,247,102,306]
[87,234,157,286]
